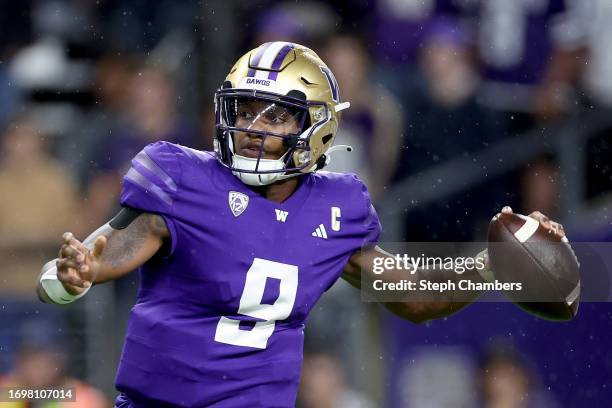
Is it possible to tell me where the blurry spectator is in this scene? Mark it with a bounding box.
[82,65,197,231]
[575,0,612,109]
[536,1,612,203]
[372,0,457,67]
[370,0,469,100]
[399,347,478,408]
[298,352,374,408]
[251,1,337,47]
[372,0,583,127]
[530,0,612,113]
[480,346,560,408]
[461,0,583,127]
[69,53,136,188]
[518,157,561,223]
[303,279,372,392]
[0,112,79,296]
[456,0,582,223]
[321,35,403,201]
[395,17,500,177]
[0,341,107,407]
[520,157,560,218]
[394,17,512,240]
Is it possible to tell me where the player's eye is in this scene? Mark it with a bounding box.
[263,110,289,124]
[270,115,288,124]
[237,110,254,120]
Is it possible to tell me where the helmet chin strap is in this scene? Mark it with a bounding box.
[232,154,296,186]
[232,144,354,186]
[228,126,311,186]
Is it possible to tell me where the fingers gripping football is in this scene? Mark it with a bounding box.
[501,206,566,241]
[56,232,107,295]
[527,210,566,240]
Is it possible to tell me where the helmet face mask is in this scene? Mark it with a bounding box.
[216,89,329,181]
[214,42,346,186]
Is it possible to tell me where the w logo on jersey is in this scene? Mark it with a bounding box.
[229,191,249,217]
[275,209,288,222]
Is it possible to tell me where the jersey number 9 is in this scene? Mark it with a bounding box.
[214,258,299,349]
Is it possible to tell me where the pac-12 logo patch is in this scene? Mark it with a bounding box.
[229,191,249,217]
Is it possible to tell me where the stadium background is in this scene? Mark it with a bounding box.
[0,0,611,406]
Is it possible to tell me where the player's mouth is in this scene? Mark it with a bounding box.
[239,140,265,158]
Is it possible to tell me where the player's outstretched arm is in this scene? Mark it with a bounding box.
[36,212,169,304]
[342,207,567,324]
[342,245,487,324]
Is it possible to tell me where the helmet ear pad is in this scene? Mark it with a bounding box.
[286,89,306,101]
[285,89,312,125]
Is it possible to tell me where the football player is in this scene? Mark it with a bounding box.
[36,42,564,408]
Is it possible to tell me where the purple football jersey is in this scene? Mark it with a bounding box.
[113,141,381,407]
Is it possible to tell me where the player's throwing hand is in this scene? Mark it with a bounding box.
[56,232,106,295]
[502,205,566,240]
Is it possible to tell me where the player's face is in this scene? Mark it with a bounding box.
[233,100,302,160]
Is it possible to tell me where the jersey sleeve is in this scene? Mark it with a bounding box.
[351,174,382,246]
[120,141,182,254]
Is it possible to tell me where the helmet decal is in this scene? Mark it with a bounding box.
[320,65,340,103]
[248,42,295,80]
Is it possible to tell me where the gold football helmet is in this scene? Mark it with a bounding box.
[214,41,351,186]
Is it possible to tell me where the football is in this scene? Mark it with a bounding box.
[487,212,581,321]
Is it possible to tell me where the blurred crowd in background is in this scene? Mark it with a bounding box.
[0,0,611,407]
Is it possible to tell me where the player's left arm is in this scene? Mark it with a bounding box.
[342,208,565,323]
[342,245,483,323]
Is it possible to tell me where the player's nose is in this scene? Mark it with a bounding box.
[242,126,265,145]
[243,129,265,145]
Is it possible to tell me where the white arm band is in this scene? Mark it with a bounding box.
[40,259,90,304]
[39,222,113,304]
